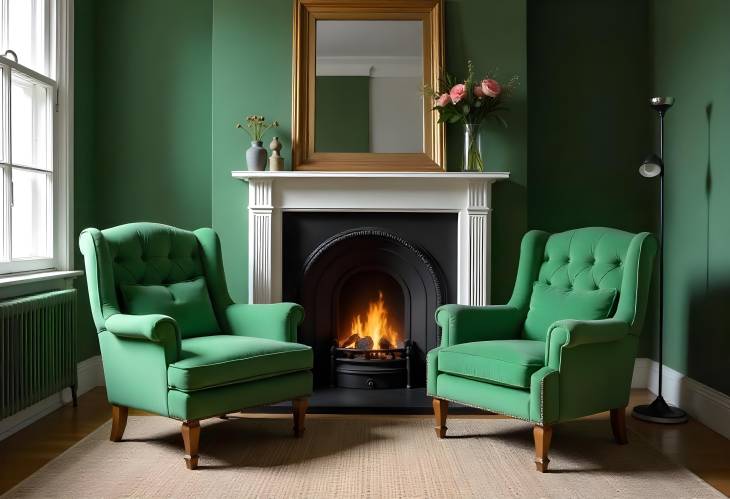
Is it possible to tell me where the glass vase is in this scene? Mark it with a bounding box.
[462,123,484,172]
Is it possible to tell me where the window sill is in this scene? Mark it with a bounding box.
[0,270,83,288]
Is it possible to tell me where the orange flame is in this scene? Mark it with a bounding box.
[345,291,401,350]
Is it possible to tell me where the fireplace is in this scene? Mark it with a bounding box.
[233,170,507,410]
[283,213,456,390]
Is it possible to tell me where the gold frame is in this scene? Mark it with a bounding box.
[292,0,445,171]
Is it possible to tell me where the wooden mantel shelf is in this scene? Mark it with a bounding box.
[231,170,510,181]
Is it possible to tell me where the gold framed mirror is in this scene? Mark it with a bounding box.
[292,0,444,171]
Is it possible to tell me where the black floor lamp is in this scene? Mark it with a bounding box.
[632,96,689,424]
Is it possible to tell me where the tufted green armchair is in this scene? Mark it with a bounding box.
[79,223,313,469]
[428,227,657,472]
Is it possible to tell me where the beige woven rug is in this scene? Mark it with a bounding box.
[4,415,722,498]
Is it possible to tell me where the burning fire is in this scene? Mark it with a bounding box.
[340,291,401,350]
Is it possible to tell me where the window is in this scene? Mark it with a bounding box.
[0,0,70,274]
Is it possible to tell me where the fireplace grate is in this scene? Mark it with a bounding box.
[330,341,412,390]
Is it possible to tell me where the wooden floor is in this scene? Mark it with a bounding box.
[0,388,728,496]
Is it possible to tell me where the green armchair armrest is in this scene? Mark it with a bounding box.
[105,313,182,360]
[545,318,630,370]
[435,304,524,347]
[105,313,179,342]
[226,303,305,343]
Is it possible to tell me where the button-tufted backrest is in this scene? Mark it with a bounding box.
[508,227,657,340]
[537,228,634,293]
[104,224,205,287]
[79,222,223,338]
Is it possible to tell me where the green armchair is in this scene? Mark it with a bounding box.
[428,227,657,472]
[80,223,313,469]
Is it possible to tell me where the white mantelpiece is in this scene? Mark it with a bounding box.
[231,171,509,306]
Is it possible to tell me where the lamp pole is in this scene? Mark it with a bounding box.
[657,99,666,406]
[632,96,688,424]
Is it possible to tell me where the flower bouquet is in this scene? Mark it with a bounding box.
[426,61,518,171]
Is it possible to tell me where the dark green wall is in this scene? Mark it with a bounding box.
[527,0,654,234]
[73,0,213,359]
[93,0,213,230]
[315,76,370,153]
[653,0,730,395]
[73,0,97,361]
[526,0,659,357]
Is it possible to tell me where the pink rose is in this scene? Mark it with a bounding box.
[481,79,502,98]
[436,93,451,107]
[449,84,467,104]
[473,84,485,98]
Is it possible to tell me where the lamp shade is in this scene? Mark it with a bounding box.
[639,154,663,178]
[650,96,675,110]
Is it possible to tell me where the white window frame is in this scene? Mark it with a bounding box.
[0,0,73,276]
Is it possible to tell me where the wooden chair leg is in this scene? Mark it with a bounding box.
[293,398,308,437]
[181,420,201,470]
[610,406,628,445]
[533,424,553,472]
[432,398,448,439]
[109,405,128,442]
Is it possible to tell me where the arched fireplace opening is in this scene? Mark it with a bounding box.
[336,270,405,351]
[297,227,445,389]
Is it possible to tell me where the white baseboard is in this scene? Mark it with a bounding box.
[631,357,730,440]
[631,357,653,389]
[0,355,105,441]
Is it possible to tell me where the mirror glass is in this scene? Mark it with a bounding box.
[315,20,424,154]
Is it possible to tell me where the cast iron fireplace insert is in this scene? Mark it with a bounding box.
[283,213,458,403]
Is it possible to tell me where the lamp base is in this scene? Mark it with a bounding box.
[632,395,688,424]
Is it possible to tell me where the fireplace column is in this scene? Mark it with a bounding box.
[460,181,492,306]
[248,179,275,303]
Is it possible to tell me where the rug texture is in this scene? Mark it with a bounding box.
[3,415,722,498]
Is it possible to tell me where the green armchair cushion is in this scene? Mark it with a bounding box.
[168,335,313,392]
[120,277,219,339]
[523,282,618,341]
[438,340,545,389]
